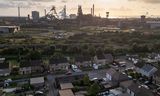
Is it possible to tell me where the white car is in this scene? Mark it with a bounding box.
[4,79,12,83]
[141,85,149,89]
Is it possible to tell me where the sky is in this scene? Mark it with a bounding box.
[0,0,160,18]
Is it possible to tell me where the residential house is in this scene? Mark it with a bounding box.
[94,55,106,66]
[106,68,117,81]
[104,54,114,64]
[19,60,43,74]
[30,77,45,88]
[75,56,91,67]
[136,64,158,77]
[120,80,154,96]
[19,61,31,75]
[59,83,74,96]
[56,73,86,83]
[0,61,10,76]
[30,60,44,73]
[49,57,69,71]
[154,70,160,84]
[106,68,129,85]
[0,58,5,63]
[60,83,74,90]
[59,89,74,96]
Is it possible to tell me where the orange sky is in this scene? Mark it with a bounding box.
[0,0,160,18]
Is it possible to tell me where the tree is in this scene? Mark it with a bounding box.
[27,50,42,60]
[42,46,55,56]
[131,43,149,53]
[88,46,96,57]
[52,52,64,59]
[11,67,19,75]
[42,58,49,70]
[96,47,104,56]
[88,83,100,96]
[83,75,90,86]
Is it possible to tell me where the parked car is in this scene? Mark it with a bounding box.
[14,89,25,94]
[141,84,150,89]
[120,64,126,67]
[144,81,150,85]
[65,71,72,75]
[35,91,44,96]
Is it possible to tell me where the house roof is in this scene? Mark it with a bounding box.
[59,89,74,96]
[30,60,43,66]
[120,80,134,88]
[127,82,154,96]
[0,69,10,74]
[0,62,9,69]
[60,83,74,90]
[135,62,145,68]
[49,58,68,64]
[75,56,91,62]
[112,72,129,82]
[20,60,42,67]
[0,58,5,63]
[136,88,154,96]
[141,64,157,73]
[30,77,44,85]
[104,54,113,60]
[97,54,106,60]
[106,68,129,82]
[20,61,30,67]
[120,80,154,96]
[155,69,160,77]
[106,68,117,76]
[118,93,130,96]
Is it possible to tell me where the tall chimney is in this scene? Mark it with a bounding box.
[91,8,92,16]
[93,4,94,16]
[44,9,47,16]
[18,7,20,19]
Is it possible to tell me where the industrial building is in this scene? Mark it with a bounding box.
[146,21,160,29]
[32,11,40,21]
[0,26,20,33]
[69,14,77,19]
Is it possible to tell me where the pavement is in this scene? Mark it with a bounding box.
[47,74,58,96]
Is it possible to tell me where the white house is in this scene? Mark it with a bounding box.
[106,68,117,81]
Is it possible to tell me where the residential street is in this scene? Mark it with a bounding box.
[47,74,58,96]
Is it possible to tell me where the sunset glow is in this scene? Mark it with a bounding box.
[0,0,160,18]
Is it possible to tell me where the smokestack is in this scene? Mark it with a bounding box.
[106,12,109,18]
[44,9,46,16]
[92,4,94,16]
[64,5,66,18]
[91,8,92,16]
[18,7,20,19]
[27,14,30,20]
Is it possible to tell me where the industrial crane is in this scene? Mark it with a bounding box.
[45,5,59,20]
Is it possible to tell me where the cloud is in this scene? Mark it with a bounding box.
[6,0,54,2]
[110,6,132,11]
[128,0,160,3]
[0,1,43,8]
[0,0,68,8]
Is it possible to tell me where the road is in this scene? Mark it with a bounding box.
[86,69,108,80]
[47,74,58,96]
[112,56,135,72]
